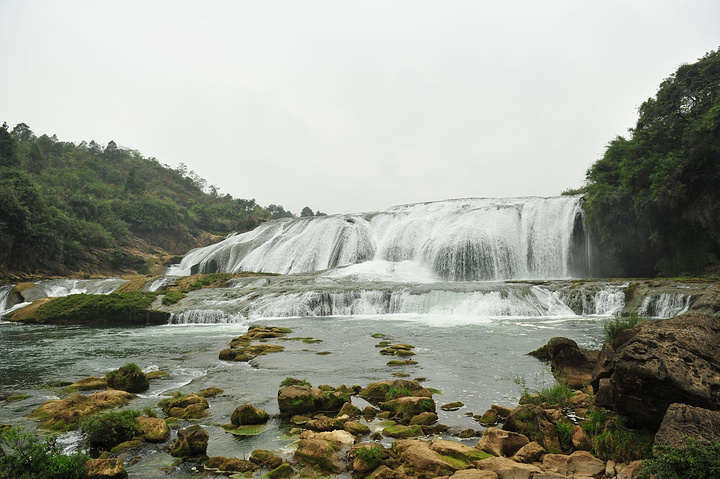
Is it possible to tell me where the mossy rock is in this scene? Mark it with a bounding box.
[4,394,31,403]
[158,392,209,419]
[206,456,257,473]
[382,423,424,438]
[198,387,223,398]
[410,412,439,426]
[146,370,170,380]
[381,396,436,415]
[106,363,149,393]
[440,401,465,411]
[250,449,284,469]
[64,376,107,392]
[138,416,170,443]
[231,403,270,426]
[264,463,295,479]
[343,421,370,436]
[110,438,144,454]
[387,360,418,366]
[30,390,134,431]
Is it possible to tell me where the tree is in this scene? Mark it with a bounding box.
[584,49,720,276]
[0,122,19,167]
[300,206,315,217]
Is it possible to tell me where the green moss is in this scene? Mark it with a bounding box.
[382,423,424,438]
[644,439,720,479]
[371,333,387,339]
[4,394,31,403]
[161,291,185,305]
[13,291,162,324]
[520,382,574,407]
[280,377,311,387]
[439,454,468,469]
[387,360,418,366]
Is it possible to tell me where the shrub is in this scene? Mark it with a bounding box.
[556,420,574,451]
[592,426,654,462]
[603,312,649,343]
[81,409,142,452]
[161,291,184,305]
[520,382,575,407]
[0,427,89,479]
[644,439,720,479]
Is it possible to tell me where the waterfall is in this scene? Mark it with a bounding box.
[590,288,626,316]
[640,293,691,318]
[20,278,128,303]
[0,285,15,316]
[171,196,590,281]
[168,309,245,324]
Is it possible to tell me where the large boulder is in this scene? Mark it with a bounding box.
[158,393,209,419]
[654,403,720,449]
[277,385,350,416]
[168,425,209,460]
[541,451,605,477]
[294,437,346,473]
[105,363,149,393]
[529,337,599,389]
[592,312,720,429]
[231,403,269,426]
[85,458,128,479]
[502,404,561,453]
[394,439,463,476]
[477,427,530,457]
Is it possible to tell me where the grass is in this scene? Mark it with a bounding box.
[520,382,575,407]
[603,312,650,343]
[644,439,720,479]
[161,290,184,305]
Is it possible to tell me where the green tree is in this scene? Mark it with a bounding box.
[301,206,315,217]
[0,122,19,167]
[584,49,720,277]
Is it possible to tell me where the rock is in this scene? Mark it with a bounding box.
[306,415,348,432]
[571,425,592,451]
[477,427,530,457]
[511,441,546,463]
[530,337,599,389]
[654,403,720,448]
[441,401,465,411]
[541,451,604,477]
[348,443,384,474]
[265,463,296,479]
[30,390,134,430]
[477,408,499,426]
[616,460,645,479]
[105,363,149,393]
[86,458,128,479]
[338,401,362,417]
[344,420,371,436]
[301,429,356,446]
[591,312,720,429]
[383,423,425,438]
[198,387,223,397]
[359,379,432,405]
[474,456,543,479]
[410,411,438,425]
[430,437,489,462]
[231,403,269,426]
[137,416,170,443]
[66,376,108,392]
[277,384,350,416]
[395,439,462,476]
[502,405,561,453]
[168,425,209,460]
[249,449,283,469]
[205,456,257,473]
[158,393,209,419]
[491,405,514,418]
[294,438,346,473]
[380,396,436,416]
[449,470,499,479]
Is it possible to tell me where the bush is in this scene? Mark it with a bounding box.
[161,291,184,306]
[644,439,720,479]
[603,312,649,343]
[0,427,89,479]
[81,409,142,452]
[106,362,149,393]
[520,382,575,407]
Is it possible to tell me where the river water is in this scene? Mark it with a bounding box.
[0,311,605,477]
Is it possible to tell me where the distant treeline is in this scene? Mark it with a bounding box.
[0,125,296,274]
[573,49,720,277]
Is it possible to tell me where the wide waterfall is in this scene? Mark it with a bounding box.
[171,196,591,281]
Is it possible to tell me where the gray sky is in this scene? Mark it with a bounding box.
[1,1,719,215]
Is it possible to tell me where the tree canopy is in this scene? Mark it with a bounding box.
[0,125,295,275]
[584,49,720,277]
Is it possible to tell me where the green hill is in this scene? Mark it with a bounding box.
[0,124,293,278]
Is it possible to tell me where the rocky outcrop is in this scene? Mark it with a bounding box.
[168,425,209,460]
[277,384,350,416]
[137,416,170,443]
[158,393,209,419]
[86,458,128,479]
[654,403,720,449]
[477,427,529,457]
[231,403,269,426]
[592,312,720,429]
[529,337,599,389]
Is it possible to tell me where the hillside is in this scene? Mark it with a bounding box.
[0,124,294,278]
[578,49,720,277]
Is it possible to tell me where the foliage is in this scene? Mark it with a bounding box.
[280,377,311,387]
[81,409,142,452]
[0,123,295,274]
[0,427,89,479]
[161,291,184,305]
[580,414,654,463]
[603,312,650,343]
[519,382,575,407]
[355,444,383,466]
[584,49,720,277]
[644,439,720,479]
[556,420,574,451]
[187,273,235,290]
[13,292,158,324]
[385,387,415,401]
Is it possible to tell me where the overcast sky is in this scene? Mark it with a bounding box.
[1,1,718,215]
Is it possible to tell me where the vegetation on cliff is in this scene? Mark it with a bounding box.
[581,49,720,277]
[0,124,295,276]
